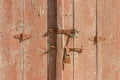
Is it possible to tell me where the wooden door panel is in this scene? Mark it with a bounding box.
[62,0,74,80]
[74,0,97,80]
[98,0,120,80]
[24,0,47,80]
[0,0,23,80]
[56,0,63,80]
[57,0,74,80]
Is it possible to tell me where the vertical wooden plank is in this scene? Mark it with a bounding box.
[74,0,96,80]
[57,0,74,80]
[56,0,63,79]
[0,0,23,80]
[98,0,120,80]
[47,0,57,80]
[24,0,47,80]
[62,0,74,80]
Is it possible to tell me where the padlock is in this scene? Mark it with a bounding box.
[64,54,71,64]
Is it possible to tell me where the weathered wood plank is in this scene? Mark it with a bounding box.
[0,0,23,80]
[24,0,47,80]
[98,0,120,80]
[57,0,74,80]
[62,0,74,80]
[56,0,63,80]
[74,0,96,80]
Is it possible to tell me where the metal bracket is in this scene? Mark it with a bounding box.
[65,46,83,53]
[89,36,105,44]
[48,29,80,38]
[63,46,83,64]
[14,33,31,42]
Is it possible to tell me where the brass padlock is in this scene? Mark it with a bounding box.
[64,54,71,64]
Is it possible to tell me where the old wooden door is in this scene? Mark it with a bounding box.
[56,0,96,80]
[0,0,120,80]
[56,0,120,80]
[0,0,49,80]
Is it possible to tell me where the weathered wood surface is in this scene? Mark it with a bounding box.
[62,0,74,80]
[98,0,120,80]
[24,0,47,80]
[56,0,63,80]
[74,0,97,80]
[0,0,120,80]
[0,0,23,80]
[57,0,74,80]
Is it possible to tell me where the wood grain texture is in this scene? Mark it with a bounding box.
[24,0,47,80]
[0,0,23,80]
[56,0,63,80]
[57,0,74,80]
[97,0,120,80]
[62,0,74,80]
[74,0,96,80]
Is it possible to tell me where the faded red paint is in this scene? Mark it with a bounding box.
[62,0,74,80]
[0,0,23,80]
[56,0,74,80]
[74,0,97,80]
[57,0,97,80]
[23,0,47,80]
[56,0,63,80]
[0,0,120,80]
[98,0,120,80]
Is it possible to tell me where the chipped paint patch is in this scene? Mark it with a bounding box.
[0,54,8,70]
[38,6,45,17]
[31,0,37,6]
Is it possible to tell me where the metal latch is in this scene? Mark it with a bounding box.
[48,29,80,38]
[63,46,83,64]
[48,29,80,46]
[14,33,31,42]
[65,47,83,53]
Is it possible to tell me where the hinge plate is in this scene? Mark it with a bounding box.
[89,36,105,43]
[14,33,31,42]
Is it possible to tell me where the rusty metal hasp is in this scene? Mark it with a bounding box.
[67,47,83,53]
[63,46,83,64]
[89,36,105,44]
[48,29,80,38]
[14,33,31,42]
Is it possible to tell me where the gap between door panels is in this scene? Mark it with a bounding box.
[47,0,99,80]
[47,0,57,80]
[96,0,98,80]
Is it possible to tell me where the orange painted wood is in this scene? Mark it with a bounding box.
[97,0,120,80]
[0,0,23,80]
[56,0,64,80]
[62,0,74,80]
[74,0,97,80]
[24,0,47,80]
[0,0,120,80]
[57,0,74,80]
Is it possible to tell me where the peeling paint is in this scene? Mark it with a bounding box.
[38,6,45,17]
